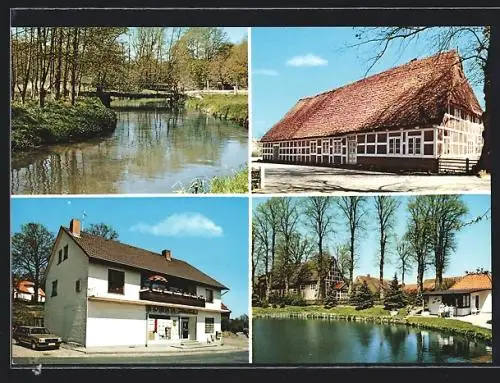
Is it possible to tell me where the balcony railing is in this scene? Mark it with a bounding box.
[139,288,206,307]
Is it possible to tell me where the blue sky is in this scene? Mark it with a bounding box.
[251,27,486,139]
[11,197,249,317]
[252,195,491,284]
[223,27,248,43]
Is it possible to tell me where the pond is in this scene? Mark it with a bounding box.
[252,318,492,364]
[11,109,248,194]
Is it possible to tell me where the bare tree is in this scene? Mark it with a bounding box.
[395,236,413,287]
[374,196,400,299]
[277,197,300,293]
[87,223,119,240]
[302,197,334,300]
[349,26,495,173]
[335,196,367,294]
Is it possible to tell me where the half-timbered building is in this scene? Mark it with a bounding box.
[260,51,483,173]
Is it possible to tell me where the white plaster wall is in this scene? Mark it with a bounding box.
[474,290,492,313]
[44,231,89,345]
[196,311,221,343]
[426,295,442,315]
[196,286,222,310]
[87,263,141,301]
[86,300,146,347]
[301,285,318,302]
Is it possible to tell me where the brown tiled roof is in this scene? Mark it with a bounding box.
[261,51,482,142]
[354,275,390,294]
[221,302,231,312]
[62,227,228,290]
[449,273,491,290]
[403,276,461,292]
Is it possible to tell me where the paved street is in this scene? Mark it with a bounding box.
[11,344,249,365]
[252,162,491,194]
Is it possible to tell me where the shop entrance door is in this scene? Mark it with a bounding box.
[180,317,189,339]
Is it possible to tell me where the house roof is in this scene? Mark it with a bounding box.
[403,276,461,293]
[354,275,390,294]
[423,288,488,296]
[261,51,482,142]
[221,302,231,312]
[61,227,228,290]
[16,280,45,297]
[448,273,491,291]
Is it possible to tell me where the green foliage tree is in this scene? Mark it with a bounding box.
[323,289,338,309]
[354,280,374,310]
[383,273,407,311]
[12,223,55,303]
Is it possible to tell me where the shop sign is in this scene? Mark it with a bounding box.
[146,305,197,316]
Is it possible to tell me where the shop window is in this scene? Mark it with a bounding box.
[205,317,215,333]
[108,269,125,294]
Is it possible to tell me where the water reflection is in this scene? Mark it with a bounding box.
[252,318,492,364]
[11,109,248,194]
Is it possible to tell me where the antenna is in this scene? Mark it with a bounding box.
[81,210,87,231]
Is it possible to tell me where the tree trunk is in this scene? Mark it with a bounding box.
[348,235,354,295]
[379,236,385,299]
[474,26,495,173]
[318,238,324,300]
[63,29,71,99]
[70,28,79,105]
[401,264,405,287]
[55,28,63,100]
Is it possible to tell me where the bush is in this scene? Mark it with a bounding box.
[323,290,338,309]
[11,98,117,151]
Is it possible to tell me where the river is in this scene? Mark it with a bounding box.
[252,318,492,364]
[11,109,248,194]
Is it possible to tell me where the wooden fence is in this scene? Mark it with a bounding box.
[437,157,478,174]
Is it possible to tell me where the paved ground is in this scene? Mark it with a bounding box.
[252,162,491,194]
[452,313,492,329]
[11,334,249,365]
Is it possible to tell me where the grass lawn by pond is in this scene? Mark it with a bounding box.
[185,94,248,127]
[11,98,117,152]
[253,305,492,344]
[174,167,248,194]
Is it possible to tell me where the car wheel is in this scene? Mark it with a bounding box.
[31,341,37,350]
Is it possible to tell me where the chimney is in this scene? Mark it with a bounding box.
[162,249,172,261]
[69,219,81,237]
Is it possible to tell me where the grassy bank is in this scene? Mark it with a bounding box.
[253,305,492,344]
[11,98,117,152]
[185,94,248,128]
[110,98,178,110]
[174,167,248,194]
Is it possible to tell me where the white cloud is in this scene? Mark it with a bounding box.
[253,69,279,76]
[286,54,328,67]
[130,213,223,238]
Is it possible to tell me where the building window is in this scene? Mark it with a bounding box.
[408,137,422,155]
[108,269,125,294]
[205,317,215,333]
[205,289,214,303]
[63,245,68,260]
[58,250,62,264]
[51,280,58,297]
[389,137,401,154]
[310,141,316,154]
[333,140,342,154]
[75,279,81,293]
[322,140,329,153]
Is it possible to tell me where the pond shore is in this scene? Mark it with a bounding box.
[253,305,492,345]
[185,94,248,128]
[11,98,117,152]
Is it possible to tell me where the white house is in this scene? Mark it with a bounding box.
[14,280,46,303]
[44,219,230,348]
[423,273,492,317]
